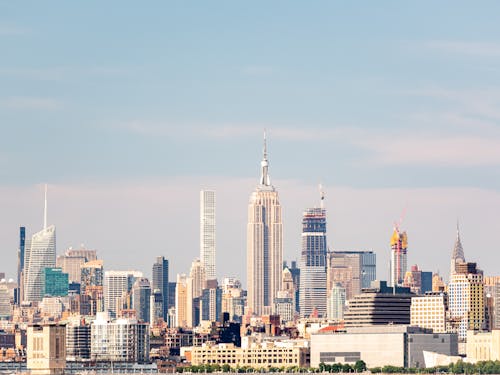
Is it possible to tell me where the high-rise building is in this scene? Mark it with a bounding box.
[201,285,222,322]
[24,185,56,303]
[450,224,466,278]
[175,274,192,327]
[390,227,408,287]
[327,283,346,321]
[66,317,91,362]
[327,251,376,301]
[104,270,143,318]
[132,278,151,323]
[200,190,216,281]
[90,312,149,363]
[0,281,12,319]
[190,258,206,299]
[43,268,69,297]
[299,207,327,318]
[449,262,484,340]
[283,261,300,313]
[150,289,163,325]
[152,256,169,320]
[221,278,245,323]
[410,292,449,333]
[80,260,104,292]
[16,226,25,305]
[247,133,283,316]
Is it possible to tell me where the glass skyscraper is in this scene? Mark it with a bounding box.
[152,256,169,320]
[299,207,327,317]
[43,268,69,297]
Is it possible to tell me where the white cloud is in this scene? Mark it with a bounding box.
[0,97,63,110]
[426,40,500,57]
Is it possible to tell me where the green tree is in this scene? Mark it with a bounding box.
[354,360,366,372]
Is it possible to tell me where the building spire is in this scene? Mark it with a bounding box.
[44,184,48,230]
[319,183,325,209]
[259,130,271,187]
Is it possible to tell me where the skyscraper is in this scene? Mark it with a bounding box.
[299,207,327,318]
[152,256,169,320]
[247,133,283,316]
[16,226,25,304]
[190,258,206,299]
[390,227,408,287]
[104,270,143,318]
[450,224,465,278]
[24,185,56,303]
[132,277,151,322]
[200,190,216,281]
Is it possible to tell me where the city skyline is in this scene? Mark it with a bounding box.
[1,2,500,285]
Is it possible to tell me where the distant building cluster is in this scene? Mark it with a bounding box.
[0,135,498,373]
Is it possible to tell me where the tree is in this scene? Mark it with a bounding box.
[354,360,367,373]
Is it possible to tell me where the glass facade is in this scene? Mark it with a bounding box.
[43,268,69,297]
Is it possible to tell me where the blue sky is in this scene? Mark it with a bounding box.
[1,2,500,283]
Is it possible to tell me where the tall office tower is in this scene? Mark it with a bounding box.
[56,254,86,283]
[247,133,283,316]
[43,268,69,297]
[0,281,12,319]
[201,285,222,322]
[81,260,104,292]
[390,227,408,287]
[327,283,346,321]
[448,262,485,341]
[81,260,104,315]
[221,278,245,323]
[190,258,206,299]
[175,274,192,327]
[16,226,25,304]
[450,224,466,278]
[283,261,300,313]
[24,185,57,303]
[200,190,216,281]
[299,207,327,318]
[327,251,376,301]
[132,277,151,322]
[152,256,169,321]
[150,289,163,325]
[104,270,143,318]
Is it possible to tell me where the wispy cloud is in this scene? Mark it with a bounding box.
[0,97,63,111]
[0,25,29,36]
[426,40,500,57]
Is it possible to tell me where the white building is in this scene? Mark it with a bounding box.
[104,270,143,318]
[90,312,149,363]
[24,186,57,303]
[200,190,216,281]
[247,134,283,316]
[327,283,346,321]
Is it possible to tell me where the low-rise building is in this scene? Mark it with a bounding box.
[187,340,309,368]
[27,324,66,375]
[466,330,500,361]
[311,325,457,369]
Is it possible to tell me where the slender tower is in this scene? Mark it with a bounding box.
[390,226,408,287]
[299,189,328,318]
[24,184,56,302]
[247,132,283,316]
[200,190,216,281]
[450,222,465,277]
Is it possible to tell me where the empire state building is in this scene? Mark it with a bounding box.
[246,133,283,316]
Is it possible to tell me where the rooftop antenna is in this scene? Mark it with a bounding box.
[43,184,48,230]
[319,183,325,209]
